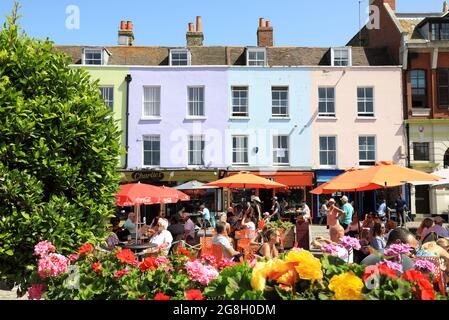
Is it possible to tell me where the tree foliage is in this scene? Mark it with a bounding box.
[0,3,121,292]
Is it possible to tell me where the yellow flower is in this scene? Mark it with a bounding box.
[251,262,268,291]
[269,259,293,280]
[328,272,364,300]
[285,249,323,281]
[277,269,297,286]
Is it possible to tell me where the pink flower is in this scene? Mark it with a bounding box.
[114,269,129,279]
[68,254,79,262]
[185,260,219,285]
[415,260,437,274]
[340,236,361,251]
[217,258,236,271]
[383,244,411,262]
[163,266,174,272]
[378,260,403,274]
[248,258,257,268]
[28,284,47,300]
[34,241,56,258]
[321,243,340,255]
[201,254,217,266]
[155,256,170,266]
[38,253,69,278]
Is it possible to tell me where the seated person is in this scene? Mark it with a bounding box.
[241,212,256,231]
[144,218,173,256]
[312,224,353,263]
[167,215,184,240]
[182,212,196,244]
[422,216,449,241]
[361,228,417,273]
[110,217,130,242]
[257,228,280,259]
[123,212,137,234]
[105,223,120,250]
[150,211,167,229]
[213,222,241,262]
[370,222,387,251]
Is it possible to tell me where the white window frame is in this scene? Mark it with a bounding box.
[319,136,337,167]
[142,135,161,168]
[187,86,205,118]
[359,135,376,166]
[273,135,290,166]
[271,86,289,118]
[188,135,205,166]
[169,49,191,66]
[331,47,352,67]
[246,48,267,67]
[357,87,375,117]
[231,86,249,118]
[99,86,114,110]
[82,48,104,65]
[142,86,161,119]
[318,87,336,117]
[232,135,249,166]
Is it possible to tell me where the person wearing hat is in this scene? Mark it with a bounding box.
[251,195,263,221]
[327,198,344,231]
[422,216,449,240]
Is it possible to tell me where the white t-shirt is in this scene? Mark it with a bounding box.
[301,204,311,220]
[319,204,328,217]
[149,230,173,254]
[337,247,353,263]
[244,221,256,231]
[213,234,233,259]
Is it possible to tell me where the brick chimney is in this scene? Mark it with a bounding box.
[186,16,204,46]
[444,1,448,13]
[257,18,273,47]
[370,0,396,11]
[118,20,135,46]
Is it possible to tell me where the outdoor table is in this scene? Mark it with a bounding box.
[196,228,214,238]
[118,242,157,252]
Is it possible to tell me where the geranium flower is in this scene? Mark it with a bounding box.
[116,249,137,265]
[114,269,129,279]
[185,289,205,300]
[140,257,158,273]
[378,260,403,274]
[177,246,193,257]
[321,243,340,255]
[38,253,69,278]
[414,260,437,274]
[217,258,236,271]
[68,254,79,262]
[340,236,361,251]
[34,241,56,258]
[185,260,219,285]
[155,256,170,266]
[154,292,171,300]
[402,269,436,300]
[78,243,94,255]
[328,272,364,300]
[383,244,411,262]
[200,254,217,266]
[92,262,101,274]
[285,250,323,281]
[27,284,47,300]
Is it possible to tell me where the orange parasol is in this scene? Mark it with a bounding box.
[204,171,286,189]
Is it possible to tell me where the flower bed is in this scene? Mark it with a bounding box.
[28,241,447,300]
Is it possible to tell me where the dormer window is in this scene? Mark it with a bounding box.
[246,48,266,66]
[431,23,449,40]
[331,47,352,67]
[82,48,107,65]
[170,49,191,66]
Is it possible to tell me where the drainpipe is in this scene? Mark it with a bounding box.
[123,74,132,170]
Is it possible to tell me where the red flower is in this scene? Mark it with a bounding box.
[177,246,193,257]
[402,269,436,300]
[116,249,137,265]
[378,264,397,279]
[139,257,158,273]
[136,297,146,300]
[421,288,436,300]
[92,262,101,274]
[185,289,205,300]
[153,292,171,300]
[402,269,425,282]
[78,243,94,255]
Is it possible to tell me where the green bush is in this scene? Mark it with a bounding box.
[0,3,121,293]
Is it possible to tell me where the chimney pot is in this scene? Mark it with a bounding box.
[196,16,202,32]
[120,21,127,30]
[127,21,133,31]
[188,22,194,32]
[257,18,273,47]
[266,20,271,28]
[259,18,265,28]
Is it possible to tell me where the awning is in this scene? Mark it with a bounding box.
[226,171,314,187]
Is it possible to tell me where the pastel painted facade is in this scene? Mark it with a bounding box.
[127,67,228,170]
[310,67,406,170]
[72,66,129,168]
[226,68,312,169]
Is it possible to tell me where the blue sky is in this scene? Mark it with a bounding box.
[0,0,445,47]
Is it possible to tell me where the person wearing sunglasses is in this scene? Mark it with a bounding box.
[361,227,418,273]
